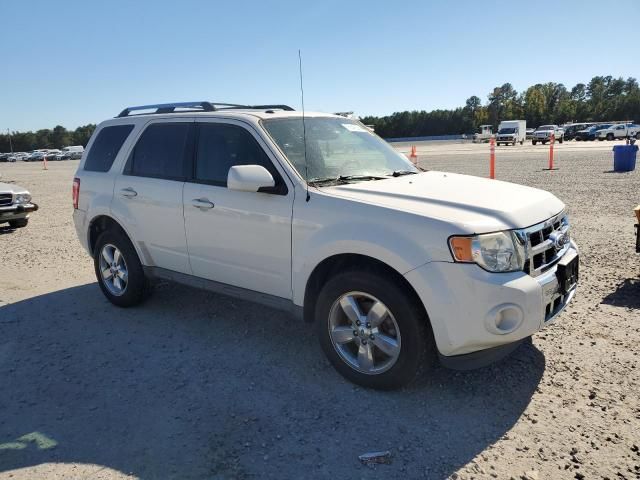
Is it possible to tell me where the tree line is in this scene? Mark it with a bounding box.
[0,124,96,153]
[361,75,640,138]
[2,75,639,149]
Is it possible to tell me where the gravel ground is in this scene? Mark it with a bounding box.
[0,140,638,480]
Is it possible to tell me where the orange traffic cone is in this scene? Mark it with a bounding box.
[409,145,418,164]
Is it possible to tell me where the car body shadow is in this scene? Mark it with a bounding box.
[0,283,545,479]
[0,225,17,235]
[601,278,640,309]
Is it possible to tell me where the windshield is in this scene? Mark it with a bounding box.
[498,127,516,134]
[595,124,612,130]
[262,117,418,182]
[537,125,554,131]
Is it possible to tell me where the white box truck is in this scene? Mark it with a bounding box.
[496,120,526,146]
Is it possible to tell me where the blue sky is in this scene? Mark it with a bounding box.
[1,0,639,131]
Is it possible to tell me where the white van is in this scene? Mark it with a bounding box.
[62,145,85,153]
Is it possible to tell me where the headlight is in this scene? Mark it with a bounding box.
[15,193,31,204]
[449,231,526,273]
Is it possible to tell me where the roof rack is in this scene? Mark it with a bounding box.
[116,101,295,117]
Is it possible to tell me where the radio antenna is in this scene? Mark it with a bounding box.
[298,49,310,202]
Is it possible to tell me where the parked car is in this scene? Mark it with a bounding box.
[7,152,29,162]
[575,124,612,141]
[526,128,535,140]
[0,181,38,228]
[62,145,85,154]
[27,150,46,161]
[532,125,564,145]
[597,123,640,141]
[562,123,593,141]
[0,153,10,162]
[73,101,579,390]
[64,150,83,160]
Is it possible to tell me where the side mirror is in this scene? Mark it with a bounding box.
[227,165,275,192]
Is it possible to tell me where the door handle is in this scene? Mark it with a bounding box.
[191,198,215,210]
[120,187,138,198]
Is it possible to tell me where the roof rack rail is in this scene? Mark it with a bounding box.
[243,104,295,111]
[117,101,295,118]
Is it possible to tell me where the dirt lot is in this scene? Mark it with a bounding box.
[1,140,639,480]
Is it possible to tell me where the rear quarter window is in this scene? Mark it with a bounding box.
[84,125,134,172]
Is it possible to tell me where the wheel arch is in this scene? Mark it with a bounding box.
[302,253,430,327]
[88,214,142,261]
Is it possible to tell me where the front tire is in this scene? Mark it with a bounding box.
[606,133,614,141]
[315,270,435,390]
[94,229,148,307]
[532,140,537,145]
[8,218,28,228]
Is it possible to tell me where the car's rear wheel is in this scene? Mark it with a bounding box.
[315,270,435,390]
[607,133,614,141]
[635,132,640,140]
[8,218,28,228]
[94,229,148,307]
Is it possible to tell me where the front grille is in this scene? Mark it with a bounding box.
[0,193,13,206]
[521,212,569,277]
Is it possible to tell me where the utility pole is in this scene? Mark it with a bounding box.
[6,128,13,153]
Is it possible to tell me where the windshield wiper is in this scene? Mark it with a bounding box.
[390,169,418,177]
[307,175,387,186]
[337,174,389,181]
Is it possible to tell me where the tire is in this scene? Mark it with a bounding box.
[636,132,640,140]
[520,140,524,145]
[542,141,547,145]
[606,133,614,141]
[94,228,148,307]
[8,218,28,228]
[558,136,563,144]
[315,269,435,390]
[532,140,537,145]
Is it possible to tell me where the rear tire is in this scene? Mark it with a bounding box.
[8,218,28,228]
[315,269,435,390]
[532,140,537,145]
[606,133,614,141]
[94,229,148,307]
[636,132,640,140]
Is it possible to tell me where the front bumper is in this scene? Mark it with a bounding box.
[0,202,39,222]
[405,241,579,359]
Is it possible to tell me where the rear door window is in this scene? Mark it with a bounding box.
[126,123,191,180]
[84,125,134,172]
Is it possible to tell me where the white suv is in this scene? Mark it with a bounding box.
[73,101,579,389]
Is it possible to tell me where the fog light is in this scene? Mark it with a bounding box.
[485,304,524,335]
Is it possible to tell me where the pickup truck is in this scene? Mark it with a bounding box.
[73,101,580,389]
[532,125,564,145]
[597,123,640,141]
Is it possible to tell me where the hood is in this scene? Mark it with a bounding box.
[323,171,565,233]
[0,182,28,194]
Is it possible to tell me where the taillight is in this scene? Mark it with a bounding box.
[72,177,80,209]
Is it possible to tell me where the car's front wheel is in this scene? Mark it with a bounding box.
[315,270,435,390]
[9,218,28,228]
[94,229,148,307]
